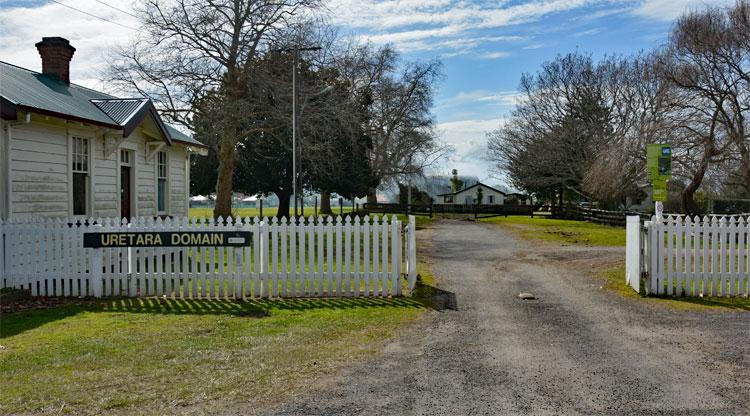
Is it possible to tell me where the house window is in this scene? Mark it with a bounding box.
[488,195,494,204]
[71,137,89,216]
[444,195,453,203]
[464,196,473,205]
[120,149,130,165]
[157,151,168,214]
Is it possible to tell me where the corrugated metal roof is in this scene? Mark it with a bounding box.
[1,61,117,126]
[0,61,204,147]
[91,99,148,125]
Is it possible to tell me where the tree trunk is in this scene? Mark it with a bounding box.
[737,145,750,198]
[366,186,378,204]
[681,139,713,215]
[213,139,236,219]
[320,190,333,216]
[275,190,291,219]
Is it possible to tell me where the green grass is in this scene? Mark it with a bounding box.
[478,215,625,246]
[598,264,750,311]
[0,295,431,415]
[189,207,357,219]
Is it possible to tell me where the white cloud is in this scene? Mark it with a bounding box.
[0,0,139,90]
[631,0,734,21]
[435,118,506,180]
[478,51,511,60]
[572,28,600,37]
[437,90,522,110]
[333,0,605,54]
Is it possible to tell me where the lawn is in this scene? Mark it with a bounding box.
[478,215,625,246]
[598,264,750,311]
[189,206,357,219]
[0,295,430,415]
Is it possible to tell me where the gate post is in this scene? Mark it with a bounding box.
[625,216,640,293]
[407,215,417,293]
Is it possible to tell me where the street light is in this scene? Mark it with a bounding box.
[272,45,321,218]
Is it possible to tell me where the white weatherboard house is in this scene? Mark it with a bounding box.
[0,37,206,220]
[437,182,507,205]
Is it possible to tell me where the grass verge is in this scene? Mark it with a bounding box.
[598,263,750,311]
[0,278,434,415]
[478,215,625,246]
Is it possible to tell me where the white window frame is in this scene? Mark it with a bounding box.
[488,195,494,204]
[68,135,92,218]
[156,150,169,216]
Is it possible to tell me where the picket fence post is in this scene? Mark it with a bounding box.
[625,215,640,293]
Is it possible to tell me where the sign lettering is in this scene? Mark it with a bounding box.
[83,231,251,248]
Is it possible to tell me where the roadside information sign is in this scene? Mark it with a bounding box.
[647,144,672,180]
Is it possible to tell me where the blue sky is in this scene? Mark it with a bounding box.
[0,0,732,185]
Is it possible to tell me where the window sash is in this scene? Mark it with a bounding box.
[73,172,87,216]
[157,151,168,213]
[72,137,89,173]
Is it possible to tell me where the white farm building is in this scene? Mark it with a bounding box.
[437,182,507,205]
[0,37,206,220]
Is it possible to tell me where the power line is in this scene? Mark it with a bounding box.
[49,0,138,31]
[93,0,139,19]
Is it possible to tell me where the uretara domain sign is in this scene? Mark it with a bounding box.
[83,231,252,248]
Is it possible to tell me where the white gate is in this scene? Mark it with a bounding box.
[626,215,749,297]
[0,215,418,299]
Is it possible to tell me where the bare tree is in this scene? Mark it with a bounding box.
[488,53,614,206]
[657,0,750,212]
[334,45,447,203]
[108,0,319,218]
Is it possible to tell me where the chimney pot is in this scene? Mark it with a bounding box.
[35,37,76,84]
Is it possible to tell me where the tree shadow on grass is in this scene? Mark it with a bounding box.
[0,296,430,339]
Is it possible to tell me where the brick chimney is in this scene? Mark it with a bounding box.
[35,37,76,84]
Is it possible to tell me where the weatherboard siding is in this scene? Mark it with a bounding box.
[8,121,69,216]
[2,115,191,219]
[168,144,187,215]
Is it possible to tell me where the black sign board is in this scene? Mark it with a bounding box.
[83,231,252,248]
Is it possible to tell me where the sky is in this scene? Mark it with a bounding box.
[0,0,733,187]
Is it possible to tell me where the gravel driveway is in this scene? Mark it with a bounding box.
[267,220,750,415]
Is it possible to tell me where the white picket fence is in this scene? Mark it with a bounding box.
[0,215,418,299]
[626,215,750,297]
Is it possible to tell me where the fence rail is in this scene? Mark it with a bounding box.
[557,205,650,227]
[1,215,417,299]
[626,215,749,297]
[362,203,433,217]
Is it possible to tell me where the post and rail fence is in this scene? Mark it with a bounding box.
[0,215,418,300]
[626,214,749,297]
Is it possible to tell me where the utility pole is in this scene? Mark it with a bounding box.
[273,43,321,218]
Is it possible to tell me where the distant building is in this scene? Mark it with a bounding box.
[437,182,507,205]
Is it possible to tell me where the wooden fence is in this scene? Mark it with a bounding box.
[557,205,650,227]
[626,215,749,297]
[362,203,433,217]
[0,215,417,299]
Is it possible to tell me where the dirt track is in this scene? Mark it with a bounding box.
[265,220,750,415]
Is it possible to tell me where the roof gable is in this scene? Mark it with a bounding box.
[92,99,171,144]
[0,61,204,147]
[438,182,507,196]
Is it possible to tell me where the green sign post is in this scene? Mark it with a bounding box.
[647,144,672,202]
